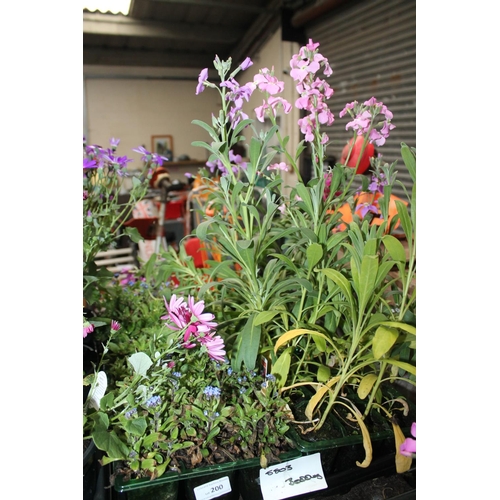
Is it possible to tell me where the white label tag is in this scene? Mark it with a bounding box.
[89,371,107,410]
[259,453,327,500]
[193,475,232,500]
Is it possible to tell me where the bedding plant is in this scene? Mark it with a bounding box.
[85,38,416,481]
[159,38,416,469]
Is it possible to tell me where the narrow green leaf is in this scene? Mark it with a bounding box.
[400,143,416,183]
[271,348,291,388]
[321,268,353,305]
[254,310,279,326]
[357,255,379,315]
[307,243,323,271]
[385,358,416,375]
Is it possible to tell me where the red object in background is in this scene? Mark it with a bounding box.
[164,199,186,220]
[123,217,158,240]
[183,237,208,268]
[340,136,375,174]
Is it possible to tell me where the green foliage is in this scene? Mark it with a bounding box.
[85,330,294,480]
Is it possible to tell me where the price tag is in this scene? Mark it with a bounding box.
[193,475,232,500]
[259,453,327,500]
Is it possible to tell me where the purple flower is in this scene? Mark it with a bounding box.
[240,57,253,70]
[358,202,379,218]
[83,158,97,169]
[196,68,209,95]
[152,153,168,166]
[110,137,120,148]
[133,146,151,162]
[114,155,133,169]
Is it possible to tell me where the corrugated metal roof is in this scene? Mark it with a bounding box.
[83,0,318,73]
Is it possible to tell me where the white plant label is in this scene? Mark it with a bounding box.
[89,371,107,410]
[193,475,232,500]
[259,453,327,500]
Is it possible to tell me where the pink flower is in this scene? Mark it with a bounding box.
[400,422,416,457]
[83,320,94,338]
[196,68,209,95]
[267,162,289,172]
[161,294,191,330]
[253,68,284,95]
[202,334,226,362]
[111,320,121,331]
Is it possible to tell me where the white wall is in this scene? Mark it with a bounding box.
[84,76,221,168]
[83,28,300,188]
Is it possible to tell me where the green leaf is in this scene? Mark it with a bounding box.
[395,201,412,243]
[249,137,262,167]
[271,348,291,388]
[254,310,279,326]
[233,314,261,371]
[143,432,162,448]
[307,243,323,271]
[123,417,147,436]
[372,326,399,359]
[92,430,129,459]
[294,183,313,217]
[191,119,219,141]
[382,235,407,263]
[357,255,379,315]
[400,143,416,183]
[385,358,416,375]
[317,364,331,383]
[321,268,353,305]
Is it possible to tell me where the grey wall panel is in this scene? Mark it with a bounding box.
[303,0,416,199]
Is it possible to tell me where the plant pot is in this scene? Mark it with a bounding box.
[113,449,302,500]
[114,480,179,500]
[287,384,416,477]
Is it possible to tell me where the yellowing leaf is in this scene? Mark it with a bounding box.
[357,374,378,400]
[351,405,372,468]
[274,328,334,354]
[392,422,412,473]
[304,377,340,420]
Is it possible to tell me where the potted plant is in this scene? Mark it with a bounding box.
[152,38,416,477]
[83,138,167,498]
[83,37,416,499]
[84,294,299,499]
